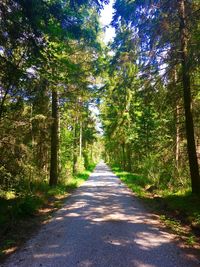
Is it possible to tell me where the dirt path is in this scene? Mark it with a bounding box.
[2,162,199,267]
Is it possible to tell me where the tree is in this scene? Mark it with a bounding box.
[178,0,200,193]
[0,0,107,190]
[112,0,200,193]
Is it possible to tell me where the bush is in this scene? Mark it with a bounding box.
[0,166,13,191]
[13,195,43,217]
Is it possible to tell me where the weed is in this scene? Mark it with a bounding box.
[3,240,15,247]
[186,235,196,246]
[13,195,43,217]
[160,215,184,235]
[112,166,150,197]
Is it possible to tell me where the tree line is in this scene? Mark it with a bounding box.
[1,0,200,196]
[0,0,106,193]
[101,0,200,194]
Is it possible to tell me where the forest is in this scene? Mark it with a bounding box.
[0,0,200,257]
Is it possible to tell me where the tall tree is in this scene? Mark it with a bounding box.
[178,0,200,193]
[112,0,200,193]
[49,87,59,186]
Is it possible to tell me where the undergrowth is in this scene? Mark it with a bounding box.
[112,165,200,246]
[0,163,96,258]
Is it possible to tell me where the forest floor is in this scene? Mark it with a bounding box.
[1,162,199,267]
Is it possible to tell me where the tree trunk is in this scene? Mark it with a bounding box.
[79,120,82,158]
[126,143,132,172]
[0,88,9,119]
[58,109,61,176]
[73,119,77,174]
[49,88,59,186]
[173,69,181,169]
[175,104,181,169]
[122,142,126,170]
[179,0,200,193]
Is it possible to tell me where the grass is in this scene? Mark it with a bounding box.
[0,163,96,261]
[112,166,150,197]
[112,165,200,247]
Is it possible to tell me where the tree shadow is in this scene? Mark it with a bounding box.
[3,163,199,267]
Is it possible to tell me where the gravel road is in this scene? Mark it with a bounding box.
[2,162,199,267]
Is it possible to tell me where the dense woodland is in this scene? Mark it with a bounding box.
[0,0,200,220]
[102,0,200,194]
[0,0,106,196]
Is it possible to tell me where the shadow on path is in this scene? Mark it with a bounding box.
[2,162,199,267]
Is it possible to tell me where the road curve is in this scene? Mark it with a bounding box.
[2,162,198,267]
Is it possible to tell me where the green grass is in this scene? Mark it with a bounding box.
[0,165,95,224]
[112,166,150,197]
[112,165,200,245]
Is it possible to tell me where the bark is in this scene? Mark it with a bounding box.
[173,69,181,169]
[79,121,82,158]
[126,144,132,172]
[58,110,61,175]
[0,88,9,119]
[179,0,200,193]
[73,119,77,174]
[175,104,181,169]
[90,144,93,162]
[49,88,59,186]
[122,142,126,170]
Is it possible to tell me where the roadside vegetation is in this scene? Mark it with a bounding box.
[100,0,200,246]
[0,163,96,260]
[112,166,200,247]
[0,0,104,260]
[1,0,200,262]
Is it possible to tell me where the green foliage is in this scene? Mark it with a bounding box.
[110,0,200,192]
[159,215,184,235]
[14,195,44,217]
[186,235,197,246]
[112,165,200,220]
[112,166,150,196]
[1,0,200,252]
[74,156,85,174]
[101,0,200,192]
[112,165,200,245]
[0,0,104,191]
[0,163,95,258]
[0,163,95,231]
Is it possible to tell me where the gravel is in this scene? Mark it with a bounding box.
[1,162,199,267]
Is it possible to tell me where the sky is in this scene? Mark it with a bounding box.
[99,0,115,44]
[89,1,115,134]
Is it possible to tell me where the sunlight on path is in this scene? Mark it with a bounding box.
[2,162,198,267]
